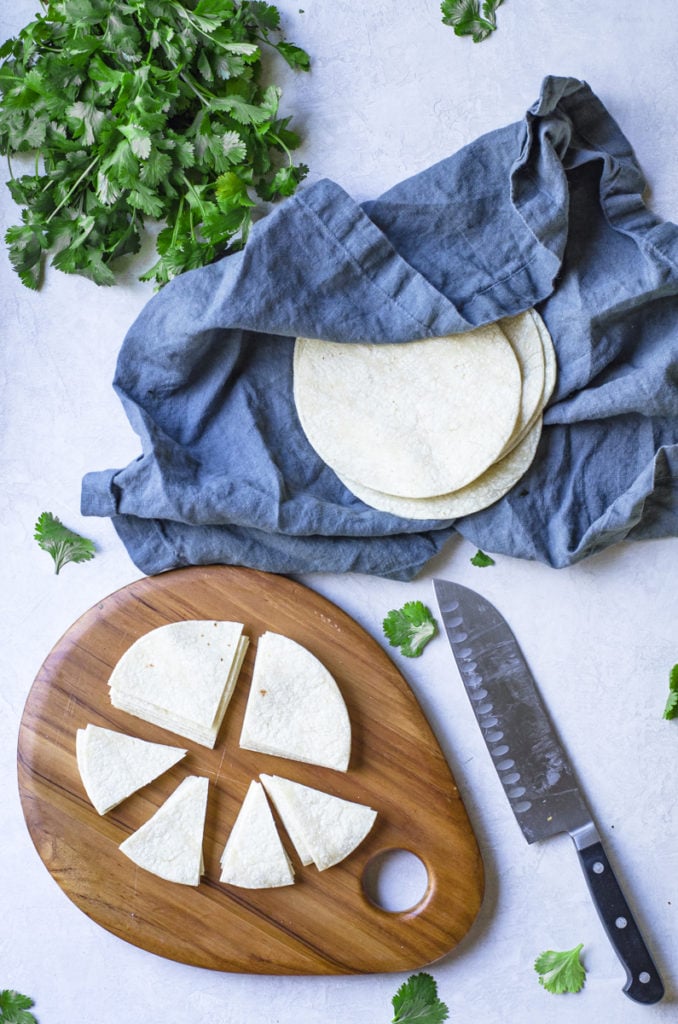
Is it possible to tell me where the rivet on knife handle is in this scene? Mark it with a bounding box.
[433,579,665,1005]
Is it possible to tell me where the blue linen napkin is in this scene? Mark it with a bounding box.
[81,76,678,577]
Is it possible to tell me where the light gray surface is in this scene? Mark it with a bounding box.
[1,2,676,1021]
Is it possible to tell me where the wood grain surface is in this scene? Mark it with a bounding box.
[17,565,484,975]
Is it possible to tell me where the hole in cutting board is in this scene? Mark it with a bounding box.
[362,849,429,912]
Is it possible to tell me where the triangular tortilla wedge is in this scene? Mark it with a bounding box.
[76,723,186,815]
[260,774,377,871]
[109,620,249,747]
[239,632,351,771]
[119,775,209,886]
[219,781,295,888]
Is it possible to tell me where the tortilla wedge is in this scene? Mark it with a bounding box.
[260,774,377,871]
[76,723,186,815]
[119,775,209,886]
[240,632,351,771]
[219,780,295,888]
[108,620,249,747]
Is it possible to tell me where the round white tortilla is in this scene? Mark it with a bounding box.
[293,324,522,498]
[499,310,546,452]
[530,308,557,408]
[338,418,543,520]
[335,310,557,520]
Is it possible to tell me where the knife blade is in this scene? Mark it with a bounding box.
[433,578,664,1005]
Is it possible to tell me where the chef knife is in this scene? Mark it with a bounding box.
[433,578,664,1005]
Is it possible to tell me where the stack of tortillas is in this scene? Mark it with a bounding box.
[108,620,249,748]
[293,309,556,519]
[77,625,376,888]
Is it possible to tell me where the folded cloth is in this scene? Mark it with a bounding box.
[81,76,678,577]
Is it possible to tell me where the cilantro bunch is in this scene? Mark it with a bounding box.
[0,0,310,289]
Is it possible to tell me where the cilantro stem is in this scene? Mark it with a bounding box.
[45,155,99,224]
[178,70,211,107]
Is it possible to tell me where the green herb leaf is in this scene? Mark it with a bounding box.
[534,943,587,994]
[663,663,678,719]
[391,973,449,1024]
[441,0,504,42]
[0,989,38,1024]
[0,0,310,289]
[470,549,495,567]
[383,601,438,658]
[34,512,96,574]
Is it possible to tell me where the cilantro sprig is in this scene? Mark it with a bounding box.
[534,943,587,995]
[0,0,310,289]
[663,663,678,720]
[391,973,449,1023]
[34,512,96,574]
[383,601,438,658]
[441,0,504,42]
[0,990,38,1024]
[470,549,495,567]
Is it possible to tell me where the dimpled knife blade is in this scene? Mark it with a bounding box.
[433,579,664,1006]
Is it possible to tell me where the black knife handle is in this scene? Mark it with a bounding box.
[576,840,664,1004]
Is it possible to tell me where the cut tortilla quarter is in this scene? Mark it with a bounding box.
[260,774,377,871]
[108,620,249,747]
[219,780,295,888]
[240,631,351,771]
[119,775,209,886]
[76,723,187,815]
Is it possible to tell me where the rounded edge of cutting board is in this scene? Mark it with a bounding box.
[17,565,484,974]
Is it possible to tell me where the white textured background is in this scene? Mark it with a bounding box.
[1,2,676,1022]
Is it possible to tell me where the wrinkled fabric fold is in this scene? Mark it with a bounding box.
[81,75,678,577]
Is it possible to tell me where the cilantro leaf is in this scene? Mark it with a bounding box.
[534,943,586,994]
[0,0,310,289]
[470,549,495,567]
[383,601,438,658]
[0,990,38,1024]
[391,973,449,1024]
[34,512,96,574]
[663,663,678,720]
[441,0,504,42]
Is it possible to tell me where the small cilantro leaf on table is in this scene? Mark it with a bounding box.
[0,990,38,1024]
[534,943,587,994]
[34,512,96,574]
[441,0,504,42]
[383,601,438,658]
[0,0,310,289]
[470,549,495,567]
[391,972,449,1023]
[663,663,678,719]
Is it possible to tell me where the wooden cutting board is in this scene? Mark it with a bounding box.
[17,565,483,974]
